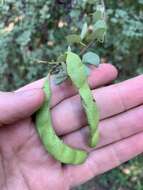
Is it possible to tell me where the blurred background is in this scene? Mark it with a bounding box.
[0,0,143,189]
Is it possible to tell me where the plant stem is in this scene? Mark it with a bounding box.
[79,39,95,56]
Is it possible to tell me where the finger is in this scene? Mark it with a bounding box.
[0,89,44,126]
[16,64,118,107]
[64,132,143,187]
[62,105,143,151]
[52,75,143,135]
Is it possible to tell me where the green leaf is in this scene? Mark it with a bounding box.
[82,52,100,66]
[66,34,81,44]
[93,10,102,22]
[80,22,88,40]
[93,20,107,41]
[54,74,67,85]
[54,63,68,85]
[138,0,143,4]
[94,20,107,31]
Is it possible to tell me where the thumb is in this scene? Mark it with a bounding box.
[0,89,44,126]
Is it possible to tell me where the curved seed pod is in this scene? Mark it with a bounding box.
[66,52,99,147]
[36,77,88,165]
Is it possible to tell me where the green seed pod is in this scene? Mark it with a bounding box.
[66,52,99,147]
[36,77,88,165]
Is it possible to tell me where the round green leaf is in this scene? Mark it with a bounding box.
[93,20,107,41]
[82,52,100,66]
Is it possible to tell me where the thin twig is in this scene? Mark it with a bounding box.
[79,39,95,56]
[36,60,60,65]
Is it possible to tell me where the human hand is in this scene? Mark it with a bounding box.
[0,64,143,190]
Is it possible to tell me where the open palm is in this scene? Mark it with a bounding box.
[0,64,143,190]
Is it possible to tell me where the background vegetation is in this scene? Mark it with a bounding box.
[0,0,143,189]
